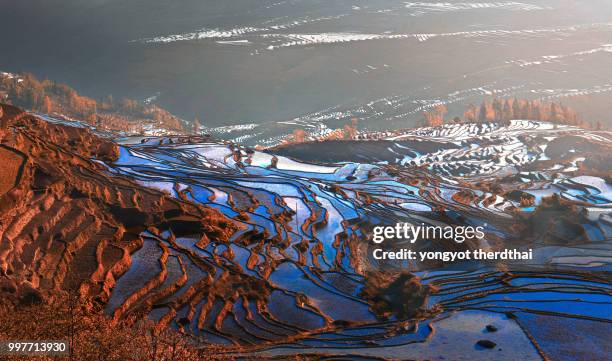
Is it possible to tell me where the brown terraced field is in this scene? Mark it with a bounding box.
[0,145,25,196]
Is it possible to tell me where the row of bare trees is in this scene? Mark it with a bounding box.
[285,96,602,145]
[420,98,601,129]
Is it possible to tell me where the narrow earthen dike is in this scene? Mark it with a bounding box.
[0,104,236,313]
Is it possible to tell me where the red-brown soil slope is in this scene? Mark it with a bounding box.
[0,145,25,196]
[0,104,236,310]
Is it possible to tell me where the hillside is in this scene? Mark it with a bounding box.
[0,103,610,360]
[0,72,188,135]
[0,103,234,336]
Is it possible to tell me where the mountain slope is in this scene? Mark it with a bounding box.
[1,104,610,360]
[0,104,234,311]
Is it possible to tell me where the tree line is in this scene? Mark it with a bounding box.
[420,99,602,129]
[1,72,186,133]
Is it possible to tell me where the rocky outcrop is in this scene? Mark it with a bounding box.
[360,271,438,320]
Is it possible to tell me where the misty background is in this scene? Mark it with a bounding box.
[1,0,612,143]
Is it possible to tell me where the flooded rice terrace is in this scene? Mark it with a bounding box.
[3,0,611,359]
[3,0,612,145]
[98,119,611,360]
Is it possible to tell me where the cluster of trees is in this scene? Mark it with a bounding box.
[192,117,202,134]
[287,118,359,144]
[1,72,186,133]
[420,104,450,127]
[285,97,602,145]
[420,98,599,129]
[343,118,359,139]
[290,128,307,143]
[1,73,96,118]
[464,98,589,127]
